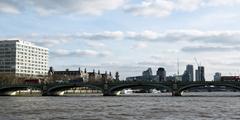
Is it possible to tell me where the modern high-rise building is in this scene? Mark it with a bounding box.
[0,40,48,77]
[126,67,166,82]
[182,71,190,82]
[156,67,166,82]
[142,68,152,77]
[195,66,205,81]
[186,64,194,81]
[182,64,194,82]
[214,72,221,81]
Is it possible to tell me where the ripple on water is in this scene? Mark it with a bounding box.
[0,93,240,120]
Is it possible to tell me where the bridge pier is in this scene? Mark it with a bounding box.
[0,91,19,96]
[42,91,52,96]
[103,91,116,96]
[172,91,182,96]
[103,93,116,96]
[171,83,181,96]
[42,91,63,96]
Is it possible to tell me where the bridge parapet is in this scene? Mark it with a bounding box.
[1,81,240,96]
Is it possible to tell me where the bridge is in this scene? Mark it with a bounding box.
[0,81,240,96]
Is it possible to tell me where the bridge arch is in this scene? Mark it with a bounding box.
[178,83,240,95]
[0,85,41,96]
[44,84,103,96]
[106,84,172,96]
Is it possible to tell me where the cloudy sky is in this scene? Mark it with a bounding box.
[1,0,240,80]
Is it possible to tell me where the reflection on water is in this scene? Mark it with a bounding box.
[0,92,240,120]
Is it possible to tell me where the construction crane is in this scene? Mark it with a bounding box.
[177,58,180,76]
[194,57,201,66]
[194,57,201,81]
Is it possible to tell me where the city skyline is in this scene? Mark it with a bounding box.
[1,0,240,80]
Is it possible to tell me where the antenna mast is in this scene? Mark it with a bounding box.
[177,58,179,76]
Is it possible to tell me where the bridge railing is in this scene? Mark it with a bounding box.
[1,80,240,89]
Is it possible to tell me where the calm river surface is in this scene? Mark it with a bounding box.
[0,92,240,120]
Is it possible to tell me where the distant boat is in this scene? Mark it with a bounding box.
[120,89,133,94]
[152,89,161,94]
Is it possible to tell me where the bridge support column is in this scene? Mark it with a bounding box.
[0,92,16,96]
[42,91,50,96]
[42,91,62,96]
[171,83,181,96]
[172,91,181,96]
[103,91,116,96]
[41,85,52,96]
[103,83,116,96]
[103,93,116,96]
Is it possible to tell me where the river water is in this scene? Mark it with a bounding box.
[0,92,240,120]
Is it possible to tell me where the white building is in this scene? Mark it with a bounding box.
[0,40,48,77]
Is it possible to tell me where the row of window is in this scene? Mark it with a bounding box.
[0,66,14,68]
[0,50,48,56]
[0,69,47,74]
[0,51,15,54]
[0,58,15,61]
[16,56,48,61]
[17,65,47,69]
[0,44,15,47]
[0,48,15,50]
[16,44,48,52]
[0,62,15,65]
[0,65,47,69]
[0,60,47,65]
[0,54,16,58]
[17,52,48,57]
[16,48,48,55]
[16,60,47,64]
[16,69,47,74]
[0,70,15,72]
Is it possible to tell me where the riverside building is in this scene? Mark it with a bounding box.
[182,64,194,82]
[48,67,113,83]
[0,40,48,77]
[195,66,205,81]
[126,67,167,82]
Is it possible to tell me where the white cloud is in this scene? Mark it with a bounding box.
[0,1,21,14]
[1,0,240,17]
[0,0,126,16]
[176,0,202,11]
[52,49,111,58]
[8,30,239,80]
[124,0,240,17]
[132,42,148,49]
[181,45,240,53]
[205,0,240,7]
[126,30,240,45]
[86,41,106,49]
[29,0,126,16]
[124,0,174,17]
[79,31,124,40]
[127,30,159,40]
[0,31,123,47]
[3,30,240,47]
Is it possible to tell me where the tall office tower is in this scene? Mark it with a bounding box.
[142,68,153,81]
[186,64,194,81]
[156,67,166,82]
[142,68,152,77]
[214,72,221,81]
[195,69,199,81]
[182,64,194,82]
[0,40,48,77]
[182,71,190,82]
[195,66,205,81]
